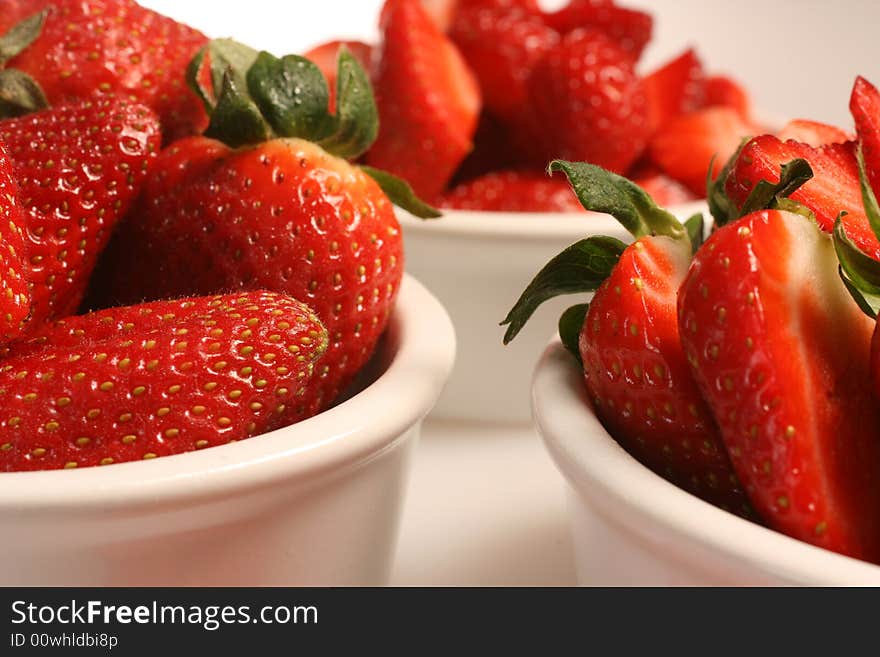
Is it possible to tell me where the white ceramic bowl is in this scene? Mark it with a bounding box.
[532,340,880,586]
[0,275,455,587]
[398,203,705,424]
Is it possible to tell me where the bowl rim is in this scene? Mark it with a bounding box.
[396,201,709,242]
[532,339,880,585]
[0,275,456,511]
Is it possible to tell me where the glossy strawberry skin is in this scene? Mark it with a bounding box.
[0,292,326,472]
[4,0,207,142]
[0,142,30,342]
[89,137,402,413]
[368,0,481,199]
[850,76,880,194]
[724,135,880,258]
[527,29,649,174]
[581,235,749,513]
[450,6,558,124]
[544,0,652,59]
[1,96,161,325]
[438,170,584,212]
[649,106,756,196]
[643,48,706,134]
[679,211,880,561]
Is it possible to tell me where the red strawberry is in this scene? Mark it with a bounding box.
[438,170,585,212]
[544,0,652,60]
[367,0,481,199]
[643,48,706,134]
[450,5,558,124]
[777,119,853,147]
[303,40,374,115]
[703,75,750,118]
[850,76,880,195]
[503,162,750,514]
[678,210,880,561]
[527,29,649,174]
[0,142,29,341]
[722,135,880,258]
[0,0,208,142]
[420,0,457,29]
[632,171,697,207]
[0,292,327,472]
[449,113,528,183]
[86,42,435,413]
[649,106,756,196]
[1,96,161,325]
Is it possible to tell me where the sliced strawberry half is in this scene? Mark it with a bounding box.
[850,75,880,195]
[679,209,880,561]
[643,48,706,134]
[777,119,853,147]
[723,135,880,258]
[368,0,481,199]
[703,75,750,119]
[649,106,757,196]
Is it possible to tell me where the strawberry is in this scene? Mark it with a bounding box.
[420,0,457,30]
[0,292,327,472]
[703,75,750,119]
[367,0,481,199]
[87,41,436,414]
[527,29,649,174]
[0,0,208,142]
[1,96,161,325]
[544,0,652,60]
[678,209,880,561]
[448,113,528,183]
[643,48,706,134]
[450,5,558,124]
[632,170,697,207]
[721,135,880,258]
[303,40,374,115]
[776,119,853,147]
[648,106,756,196]
[503,162,750,514]
[0,142,29,342]
[850,76,880,195]
[437,170,585,212]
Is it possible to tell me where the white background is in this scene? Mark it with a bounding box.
[141,0,880,128]
[138,0,880,584]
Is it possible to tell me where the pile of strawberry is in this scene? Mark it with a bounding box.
[0,0,436,473]
[505,75,880,564]
[305,0,758,212]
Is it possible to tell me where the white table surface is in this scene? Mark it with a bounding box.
[390,419,577,586]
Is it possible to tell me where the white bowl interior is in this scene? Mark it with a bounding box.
[533,339,880,585]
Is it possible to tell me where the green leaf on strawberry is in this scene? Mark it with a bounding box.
[501,236,625,344]
[684,213,705,253]
[0,10,45,65]
[558,303,589,364]
[738,158,814,216]
[187,38,439,219]
[549,160,688,242]
[0,11,48,118]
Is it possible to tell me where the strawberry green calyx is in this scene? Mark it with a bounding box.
[708,145,814,227]
[549,160,689,243]
[501,162,692,346]
[0,12,49,118]
[558,303,589,363]
[187,39,439,218]
[835,146,880,317]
